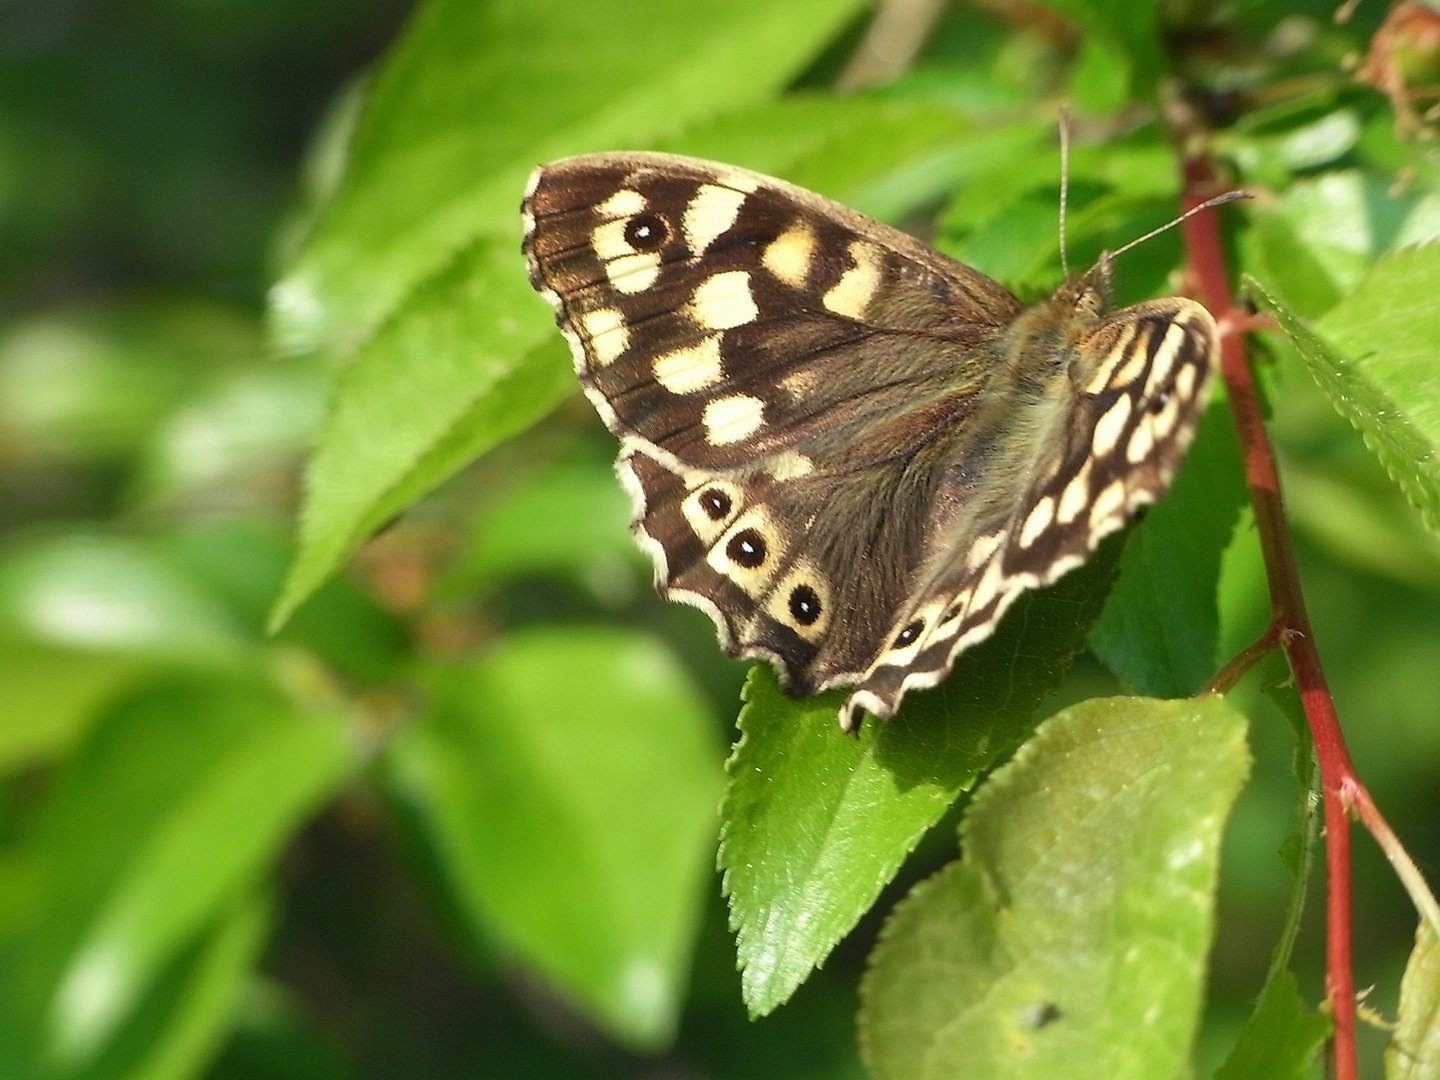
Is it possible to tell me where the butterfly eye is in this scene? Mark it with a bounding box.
[699,488,732,520]
[1149,389,1171,412]
[788,584,822,626]
[726,528,767,568]
[624,214,668,251]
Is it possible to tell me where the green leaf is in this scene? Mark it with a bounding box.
[1089,400,1248,696]
[388,628,721,1049]
[1279,456,1440,596]
[133,364,327,506]
[662,96,1039,228]
[1313,244,1440,534]
[162,520,409,685]
[0,300,262,463]
[1249,256,1440,535]
[0,534,254,668]
[207,979,358,1080]
[1242,171,1440,318]
[1036,0,1161,102]
[0,634,142,775]
[0,678,353,1074]
[1213,969,1329,1080]
[720,538,1123,1017]
[1067,33,1132,113]
[271,0,869,358]
[270,239,570,628]
[942,132,1187,298]
[859,695,1250,1080]
[444,456,640,601]
[73,893,273,1080]
[1389,921,1440,1080]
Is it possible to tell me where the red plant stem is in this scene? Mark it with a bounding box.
[1177,154,1358,1080]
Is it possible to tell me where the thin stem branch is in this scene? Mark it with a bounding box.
[1205,621,1282,695]
[1348,779,1440,939]
[1268,739,1321,986]
[834,0,947,92]
[1175,149,1358,1080]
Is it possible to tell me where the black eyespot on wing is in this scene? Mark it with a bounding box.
[726,529,767,568]
[788,584,821,626]
[893,619,923,648]
[699,488,732,520]
[624,214,667,251]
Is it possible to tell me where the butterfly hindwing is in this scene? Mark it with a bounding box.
[842,296,1217,729]
[523,152,1219,730]
[620,440,948,699]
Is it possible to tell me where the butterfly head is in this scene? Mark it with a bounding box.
[1051,253,1115,320]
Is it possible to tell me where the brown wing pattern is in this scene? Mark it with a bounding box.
[522,152,1217,731]
[840,298,1217,730]
[523,152,1021,472]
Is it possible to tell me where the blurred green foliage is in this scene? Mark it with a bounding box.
[2,1,1439,1078]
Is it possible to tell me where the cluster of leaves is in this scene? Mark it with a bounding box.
[2,0,1440,1078]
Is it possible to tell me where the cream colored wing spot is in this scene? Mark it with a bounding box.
[683,184,747,255]
[579,307,629,367]
[1174,362,1198,404]
[703,394,765,445]
[691,270,758,330]
[1091,394,1133,457]
[1108,327,1149,389]
[717,169,761,194]
[1056,458,1093,524]
[780,368,819,399]
[964,531,1004,572]
[761,221,816,289]
[1143,322,1188,399]
[606,251,661,293]
[1018,494,1057,548]
[1152,392,1183,439]
[680,478,742,545]
[767,560,831,641]
[881,600,945,664]
[766,451,814,480]
[822,239,882,319]
[591,217,662,294]
[1126,416,1156,463]
[653,335,724,394]
[590,217,632,263]
[706,507,785,596]
[951,577,1026,654]
[939,587,972,625]
[1083,323,1137,394]
[965,559,1006,624]
[1088,479,1127,535]
[597,189,646,218]
[590,189,665,295]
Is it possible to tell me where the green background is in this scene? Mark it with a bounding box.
[2,1,1439,1077]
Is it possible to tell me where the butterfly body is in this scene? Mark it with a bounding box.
[522,152,1216,731]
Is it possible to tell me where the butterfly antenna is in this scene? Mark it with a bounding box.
[1057,105,1071,280]
[1108,190,1252,261]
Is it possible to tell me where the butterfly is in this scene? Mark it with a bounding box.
[521,152,1217,732]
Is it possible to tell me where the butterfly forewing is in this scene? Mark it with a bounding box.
[522,152,1218,730]
[523,153,1021,469]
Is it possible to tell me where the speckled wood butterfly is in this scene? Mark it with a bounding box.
[521,153,1218,732]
